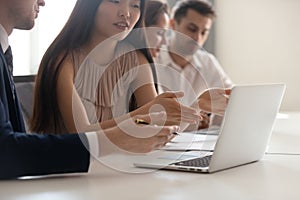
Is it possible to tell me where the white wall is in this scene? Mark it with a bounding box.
[214,0,300,111]
[10,0,76,75]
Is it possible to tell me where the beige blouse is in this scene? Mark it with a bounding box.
[74,41,140,124]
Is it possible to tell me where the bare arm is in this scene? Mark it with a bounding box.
[56,57,120,132]
[56,53,199,133]
[56,57,94,132]
[128,51,200,127]
[131,50,158,107]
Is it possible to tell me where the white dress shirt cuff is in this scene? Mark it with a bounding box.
[85,132,99,161]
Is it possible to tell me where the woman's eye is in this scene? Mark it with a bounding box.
[188,27,197,33]
[130,0,140,8]
[132,3,140,9]
[109,0,120,4]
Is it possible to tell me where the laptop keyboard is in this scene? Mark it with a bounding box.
[173,155,212,167]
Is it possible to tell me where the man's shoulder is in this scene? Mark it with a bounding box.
[192,49,220,67]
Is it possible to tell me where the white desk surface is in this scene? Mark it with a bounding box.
[268,112,300,154]
[0,112,299,200]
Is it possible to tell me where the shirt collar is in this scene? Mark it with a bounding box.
[157,45,182,71]
[0,24,9,53]
[157,45,199,72]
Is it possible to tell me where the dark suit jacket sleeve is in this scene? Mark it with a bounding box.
[0,53,90,179]
[0,105,91,179]
[0,116,91,179]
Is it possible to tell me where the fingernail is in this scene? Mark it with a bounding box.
[159,111,166,115]
[151,111,165,116]
[174,125,179,131]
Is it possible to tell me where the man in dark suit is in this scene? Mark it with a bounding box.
[0,0,175,179]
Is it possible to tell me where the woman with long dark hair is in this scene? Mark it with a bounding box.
[31,0,201,134]
[143,0,170,58]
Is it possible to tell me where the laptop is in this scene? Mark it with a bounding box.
[134,84,286,173]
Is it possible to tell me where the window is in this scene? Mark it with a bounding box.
[10,0,77,75]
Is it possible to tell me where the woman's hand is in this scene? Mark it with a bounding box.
[198,111,211,129]
[147,91,201,126]
[198,88,231,116]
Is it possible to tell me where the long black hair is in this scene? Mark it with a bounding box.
[31,0,147,133]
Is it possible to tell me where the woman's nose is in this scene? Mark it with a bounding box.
[118,5,130,18]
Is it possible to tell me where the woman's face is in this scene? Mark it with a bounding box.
[94,0,141,42]
[146,12,169,58]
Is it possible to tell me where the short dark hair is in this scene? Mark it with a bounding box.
[172,0,216,24]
